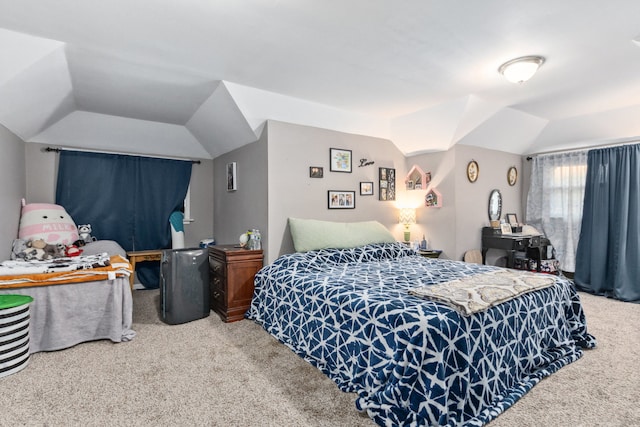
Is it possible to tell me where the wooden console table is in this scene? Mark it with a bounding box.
[126,249,163,289]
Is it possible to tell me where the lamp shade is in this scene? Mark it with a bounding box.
[398,208,416,225]
[499,56,545,83]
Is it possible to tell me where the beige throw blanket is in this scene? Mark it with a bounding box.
[408,269,556,315]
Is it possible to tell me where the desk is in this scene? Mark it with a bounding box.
[125,249,163,289]
[481,227,542,271]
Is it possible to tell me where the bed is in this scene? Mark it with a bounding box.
[0,241,135,353]
[246,242,595,426]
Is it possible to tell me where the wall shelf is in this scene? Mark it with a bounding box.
[425,188,442,208]
[405,165,429,190]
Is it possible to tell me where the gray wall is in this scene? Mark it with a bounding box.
[0,125,26,260]
[266,121,407,262]
[0,122,527,266]
[215,120,524,264]
[213,132,269,257]
[185,158,214,247]
[403,149,457,259]
[23,143,214,249]
[453,144,523,262]
[406,144,523,262]
[25,143,56,203]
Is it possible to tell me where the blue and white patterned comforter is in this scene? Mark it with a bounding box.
[246,243,595,426]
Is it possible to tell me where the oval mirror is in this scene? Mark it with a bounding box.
[488,189,502,221]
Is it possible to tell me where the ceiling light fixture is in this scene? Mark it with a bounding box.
[498,55,545,84]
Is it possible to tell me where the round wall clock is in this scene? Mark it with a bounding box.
[507,166,518,186]
[466,160,479,183]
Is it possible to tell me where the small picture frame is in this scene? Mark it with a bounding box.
[328,190,356,209]
[226,162,237,191]
[330,148,352,173]
[500,223,512,234]
[507,166,518,186]
[467,160,479,183]
[506,213,518,225]
[309,166,324,178]
[360,182,374,195]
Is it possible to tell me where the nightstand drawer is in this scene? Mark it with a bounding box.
[210,282,226,309]
[209,257,226,277]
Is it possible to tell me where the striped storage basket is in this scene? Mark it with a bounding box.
[0,295,33,378]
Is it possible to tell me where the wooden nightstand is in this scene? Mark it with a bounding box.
[208,245,263,322]
[417,249,442,258]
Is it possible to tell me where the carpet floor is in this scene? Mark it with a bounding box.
[0,289,638,426]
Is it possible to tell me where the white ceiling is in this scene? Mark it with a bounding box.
[1,0,640,159]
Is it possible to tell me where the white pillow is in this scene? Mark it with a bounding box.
[288,218,396,252]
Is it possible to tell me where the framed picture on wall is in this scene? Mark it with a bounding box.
[330,148,352,173]
[360,182,374,195]
[378,167,396,201]
[507,166,518,186]
[467,160,479,183]
[309,166,324,178]
[328,190,355,209]
[226,162,237,191]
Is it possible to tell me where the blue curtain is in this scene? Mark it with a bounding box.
[55,151,192,288]
[574,144,640,302]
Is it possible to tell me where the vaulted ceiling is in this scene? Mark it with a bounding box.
[1,1,640,160]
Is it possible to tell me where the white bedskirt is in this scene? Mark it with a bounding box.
[0,277,135,353]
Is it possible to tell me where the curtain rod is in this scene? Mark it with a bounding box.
[526,138,640,161]
[44,146,202,164]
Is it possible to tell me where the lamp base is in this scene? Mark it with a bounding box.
[404,231,410,242]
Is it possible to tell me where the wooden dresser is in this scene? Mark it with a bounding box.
[208,245,263,322]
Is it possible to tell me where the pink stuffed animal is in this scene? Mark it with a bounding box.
[18,200,79,245]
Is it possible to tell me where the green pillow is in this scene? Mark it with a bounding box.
[288,218,396,252]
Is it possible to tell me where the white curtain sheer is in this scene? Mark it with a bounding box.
[526,151,588,272]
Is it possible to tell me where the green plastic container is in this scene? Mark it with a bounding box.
[0,294,33,310]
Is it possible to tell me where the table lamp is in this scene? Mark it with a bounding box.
[398,208,416,242]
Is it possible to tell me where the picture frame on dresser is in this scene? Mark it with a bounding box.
[500,223,512,234]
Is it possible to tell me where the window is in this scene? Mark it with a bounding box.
[183,184,194,224]
[526,151,588,272]
[547,164,588,220]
